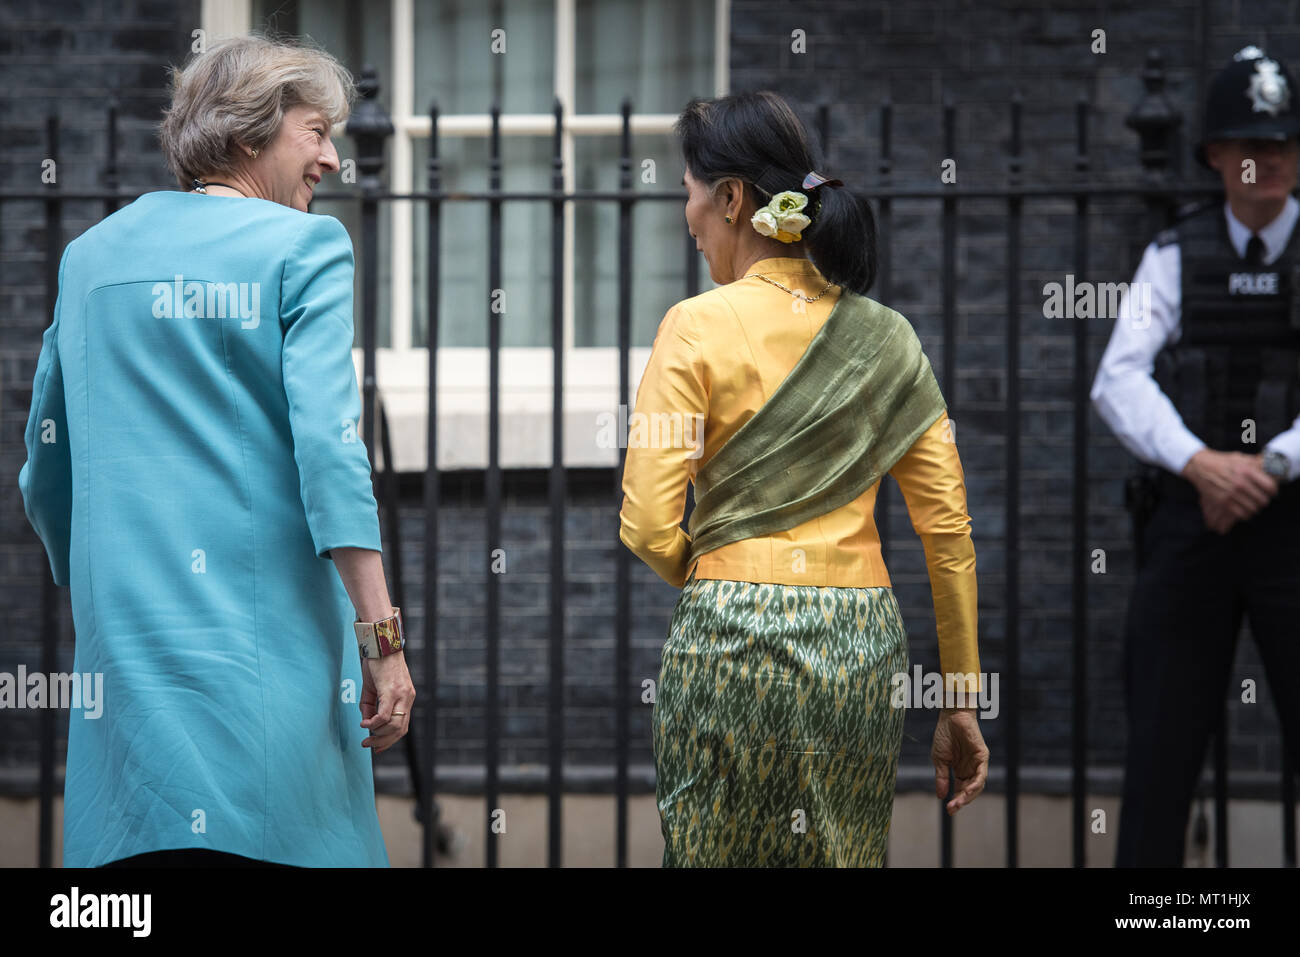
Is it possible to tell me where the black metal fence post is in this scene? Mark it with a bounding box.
[940,96,958,868]
[485,100,503,868]
[346,65,394,466]
[1005,91,1023,869]
[105,100,120,218]
[38,113,63,869]
[876,100,894,568]
[547,96,567,868]
[421,99,444,868]
[1071,94,1092,868]
[614,97,634,868]
[1126,49,1183,234]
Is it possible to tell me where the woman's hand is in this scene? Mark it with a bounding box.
[329,546,413,753]
[360,651,416,754]
[932,707,989,815]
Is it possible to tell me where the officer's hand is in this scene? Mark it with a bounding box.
[1199,496,1238,535]
[1183,449,1278,528]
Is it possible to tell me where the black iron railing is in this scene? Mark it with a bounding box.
[8,50,1296,869]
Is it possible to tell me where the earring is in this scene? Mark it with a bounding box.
[725,214,733,224]
[251,148,259,158]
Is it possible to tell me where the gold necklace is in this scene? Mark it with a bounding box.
[752,274,835,301]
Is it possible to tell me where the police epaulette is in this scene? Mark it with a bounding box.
[1153,199,1221,247]
[1176,198,1220,220]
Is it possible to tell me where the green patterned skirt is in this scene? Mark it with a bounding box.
[652,574,909,867]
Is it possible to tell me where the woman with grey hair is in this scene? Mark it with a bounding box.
[18,33,414,868]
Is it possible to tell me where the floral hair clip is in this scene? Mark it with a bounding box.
[751,190,813,243]
[749,171,844,243]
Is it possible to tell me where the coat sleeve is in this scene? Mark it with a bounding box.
[888,410,981,696]
[280,214,382,560]
[18,244,73,587]
[618,302,708,588]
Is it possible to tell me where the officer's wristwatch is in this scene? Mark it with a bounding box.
[355,608,404,658]
[1262,450,1290,482]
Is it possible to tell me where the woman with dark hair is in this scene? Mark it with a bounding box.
[619,90,988,866]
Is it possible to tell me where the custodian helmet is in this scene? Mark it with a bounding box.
[1195,45,1300,168]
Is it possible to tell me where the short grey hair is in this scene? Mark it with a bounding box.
[159,33,355,188]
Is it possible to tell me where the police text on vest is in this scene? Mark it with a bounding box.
[1228,271,1279,294]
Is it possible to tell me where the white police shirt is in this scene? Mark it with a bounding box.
[1090,195,1300,480]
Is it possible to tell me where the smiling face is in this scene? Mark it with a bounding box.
[251,102,340,211]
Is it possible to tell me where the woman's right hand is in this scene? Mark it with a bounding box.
[931,707,989,815]
[360,651,416,754]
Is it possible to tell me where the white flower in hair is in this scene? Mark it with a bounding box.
[751,206,779,237]
[752,189,812,242]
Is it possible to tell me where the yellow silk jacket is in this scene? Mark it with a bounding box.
[618,256,980,680]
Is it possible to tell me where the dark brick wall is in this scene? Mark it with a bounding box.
[372,471,663,785]
[1,1,1294,799]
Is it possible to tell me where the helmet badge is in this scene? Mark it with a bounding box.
[1247,57,1291,116]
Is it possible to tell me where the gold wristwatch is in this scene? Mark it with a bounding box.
[354,608,404,659]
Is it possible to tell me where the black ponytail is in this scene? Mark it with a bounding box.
[674,90,878,296]
[802,184,877,296]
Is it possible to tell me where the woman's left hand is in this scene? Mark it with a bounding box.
[359,651,416,754]
[931,707,989,815]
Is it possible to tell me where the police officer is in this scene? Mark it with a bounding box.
[1091,45,1300,867]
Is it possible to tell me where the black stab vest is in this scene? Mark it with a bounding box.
[1152,203,1300,455]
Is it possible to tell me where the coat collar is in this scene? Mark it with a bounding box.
[741,256,824,279]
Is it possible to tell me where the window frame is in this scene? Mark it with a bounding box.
[208,0,729,470]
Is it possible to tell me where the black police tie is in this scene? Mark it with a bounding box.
[1245,233,1265,265]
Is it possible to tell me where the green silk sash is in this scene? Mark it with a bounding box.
[686,289,947,566]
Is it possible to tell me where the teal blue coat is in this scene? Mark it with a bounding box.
[19,190,389,867]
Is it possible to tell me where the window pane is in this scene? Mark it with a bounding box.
[252,0,391,85]
[575,0,714,115]
[253,0,395,347]
[414,0,556,115]
[573,133,697,348]
[412,134,555,348]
